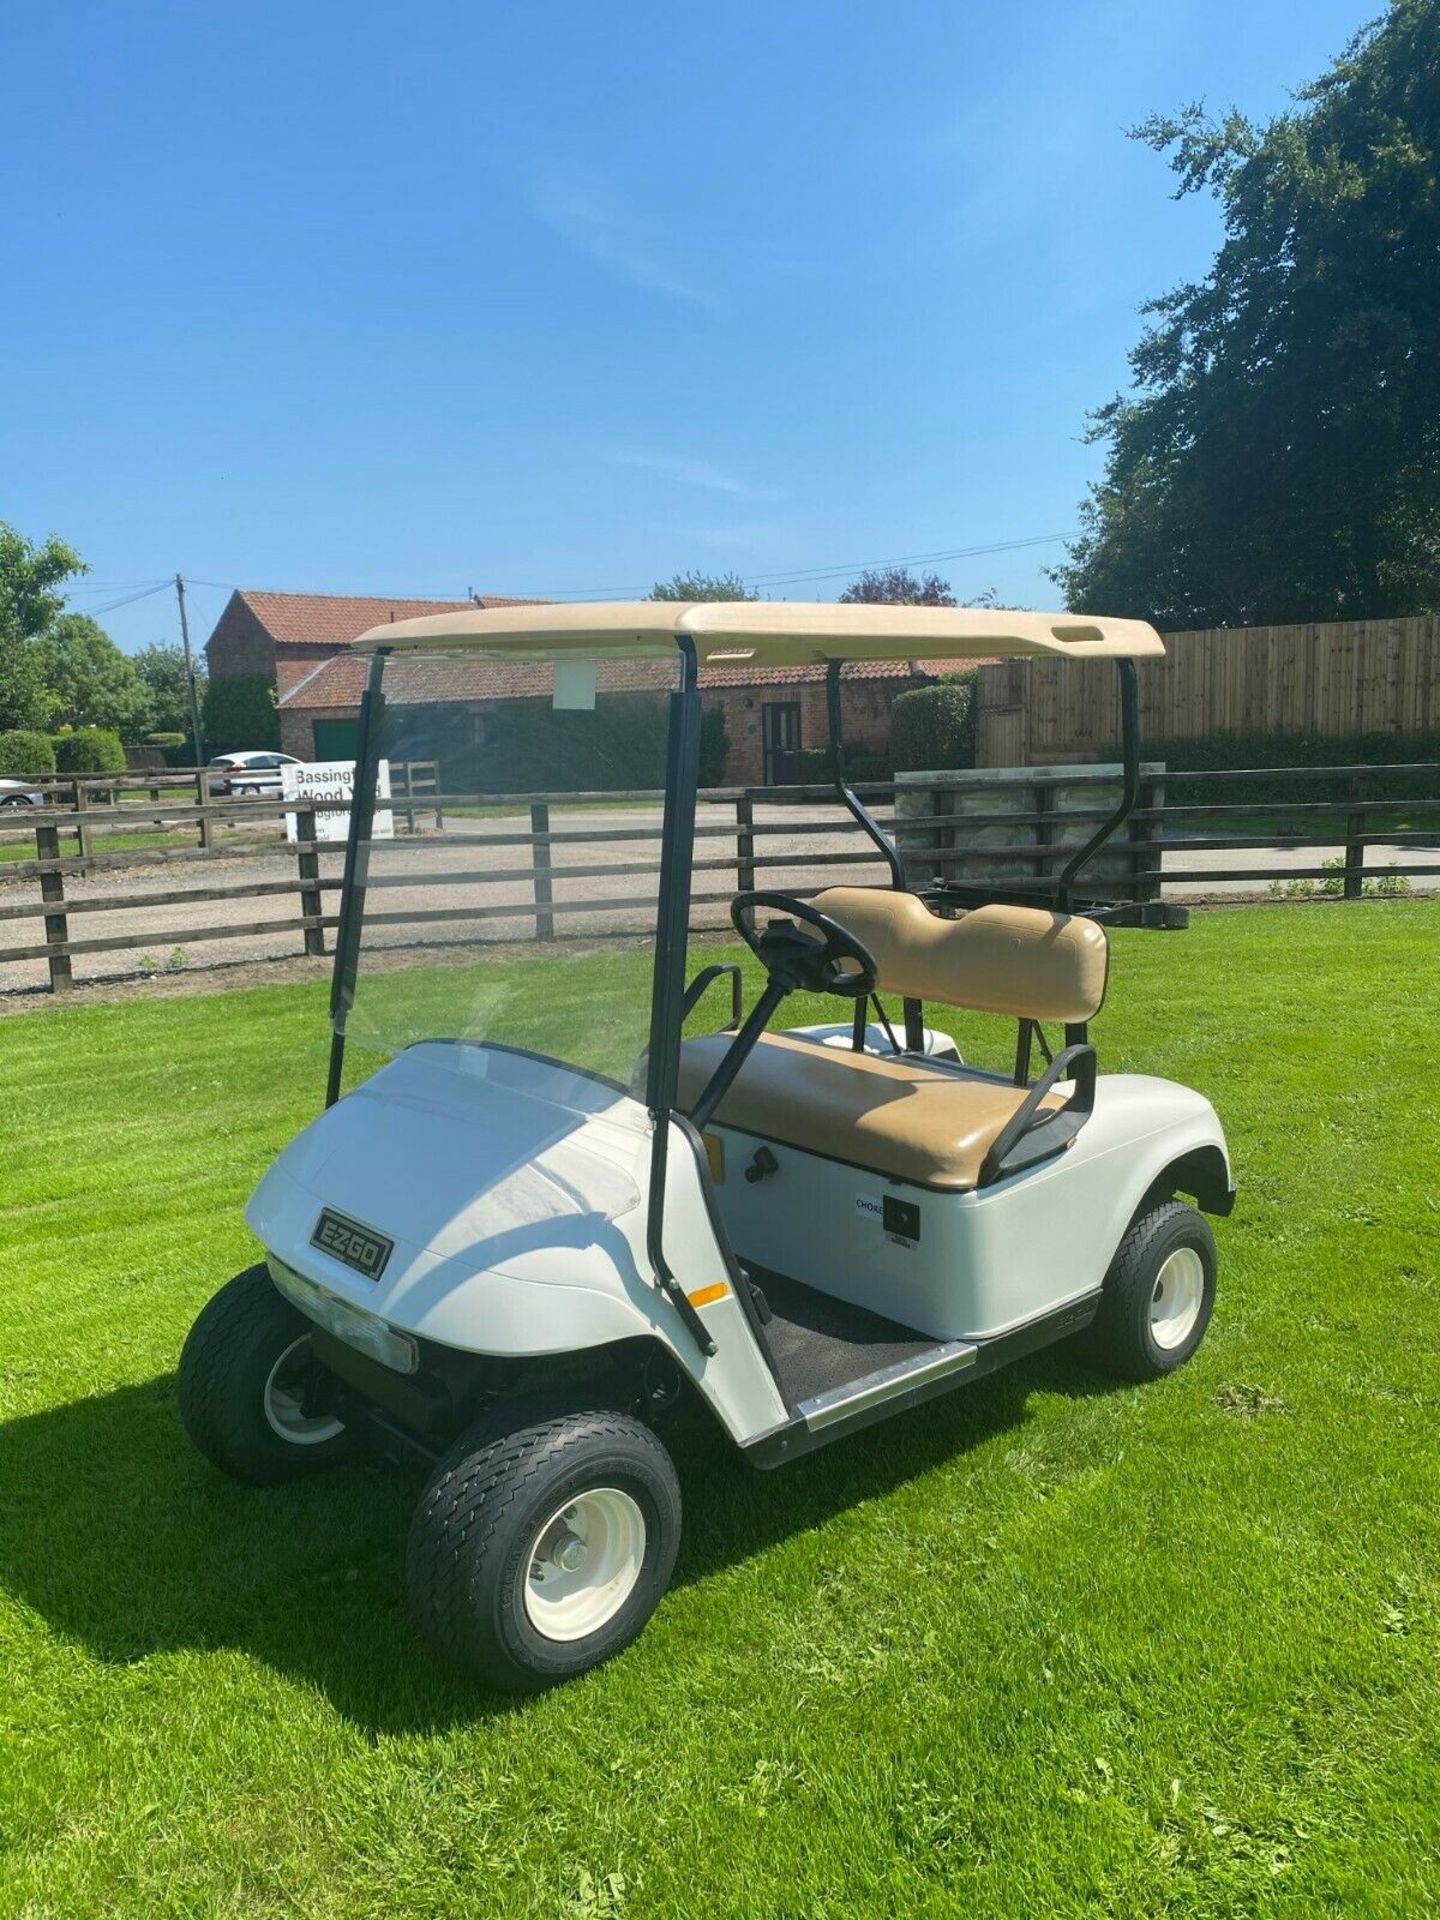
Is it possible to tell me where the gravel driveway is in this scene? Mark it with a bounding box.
[0,804,886,995]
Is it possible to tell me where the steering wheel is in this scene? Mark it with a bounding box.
[731,891,878,1000]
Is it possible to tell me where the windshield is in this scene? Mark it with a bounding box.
[341,649,685,1092]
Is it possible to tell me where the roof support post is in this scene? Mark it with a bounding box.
[644,641,716,1356]
[1055,657,1141,910]
[325,648,389,1108]
[825,659,904,887]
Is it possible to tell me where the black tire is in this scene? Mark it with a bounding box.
[178,1264,359,1483]
[407,1407,682,1691]
[1080,1197,1217,1383]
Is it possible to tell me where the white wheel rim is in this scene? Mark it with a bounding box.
[522,1487,646,1643]
[1149,1247,1206,1351]
[263,1336,345,1445]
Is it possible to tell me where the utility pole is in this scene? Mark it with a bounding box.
[175,573,206,765]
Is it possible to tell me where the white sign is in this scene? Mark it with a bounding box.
[282,760,394,843]
[553,659,598,710]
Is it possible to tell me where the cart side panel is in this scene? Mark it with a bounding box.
[697,1074,1231,1342]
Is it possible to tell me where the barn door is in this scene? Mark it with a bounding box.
[761,701,803,784]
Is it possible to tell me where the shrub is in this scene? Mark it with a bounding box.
[1269,856,1413,901]
[203,675,279,754]
[386,692,675,795]
[792,744,893,785]
[890,673,976,772]
[0,729,57,778]
[52,728,126,775]
[145,730,194,768]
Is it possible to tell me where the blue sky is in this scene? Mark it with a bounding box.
[3,0,1371,653]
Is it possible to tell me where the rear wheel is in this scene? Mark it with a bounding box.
[407,1407,681,1690]
[1081,1198,1216,1382]
[178,1264,358,1482]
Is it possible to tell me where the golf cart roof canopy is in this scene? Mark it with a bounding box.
[352,600,1164,668]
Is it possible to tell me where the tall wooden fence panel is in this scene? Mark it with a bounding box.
[973,616,1440,766]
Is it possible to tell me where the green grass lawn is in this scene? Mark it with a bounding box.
[2,904,1438,1917]
[0,824,283,865]
[1161,805,1436,843]
[0,829,183,865]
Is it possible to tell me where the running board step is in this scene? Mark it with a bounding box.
[796,1339,978,1431]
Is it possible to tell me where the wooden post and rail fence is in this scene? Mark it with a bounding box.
[2,761,1437,994]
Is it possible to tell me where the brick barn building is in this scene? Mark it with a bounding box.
[203,588,536,701]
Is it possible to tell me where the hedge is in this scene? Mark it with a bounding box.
[791,744,893,785]
[386,693,685,795]
[203,675,279,755]
[145,731,196,768]
[1113,728,1440,809]
[52,728,126,775]
[890,673,976,773]
[0,730,57,779]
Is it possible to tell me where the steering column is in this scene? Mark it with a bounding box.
[686,893,877,1135]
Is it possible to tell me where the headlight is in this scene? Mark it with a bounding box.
[267,1256,419,1375]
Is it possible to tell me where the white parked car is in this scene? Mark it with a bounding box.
[207,751,303,797]
[0,779,45,808]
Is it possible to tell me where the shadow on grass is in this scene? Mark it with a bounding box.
[0,1351,1116,1735]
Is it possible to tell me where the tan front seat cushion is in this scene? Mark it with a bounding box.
[810,887,1108,1024]
[677,1032,1062,1190]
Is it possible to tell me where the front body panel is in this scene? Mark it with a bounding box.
[245,1043,789,1444]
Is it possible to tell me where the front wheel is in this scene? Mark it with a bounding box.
[1080,1198,1216,1382]
[178,1264,359,1482]
[407,1408,682,1691]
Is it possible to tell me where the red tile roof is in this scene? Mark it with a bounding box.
[279,654,675,709]
[699,656,995,687]
[278,650,995,711]
[227,588,540,652]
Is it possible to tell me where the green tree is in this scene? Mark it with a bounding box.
[1055,0,1440,627]
[839,567,957,606]
[648,571,758,601]
[0,523,86,731]
[133,641,205,737]
[41,614,152,735]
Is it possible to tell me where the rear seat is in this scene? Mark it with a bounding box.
[677,889,1109,1189]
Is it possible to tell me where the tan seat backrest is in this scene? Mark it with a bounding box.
[810,886,1108,1024]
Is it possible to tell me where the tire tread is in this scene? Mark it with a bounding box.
[178,1264,355,1482]
[407,1409,679,1688]
[1082,1197,1216,1383]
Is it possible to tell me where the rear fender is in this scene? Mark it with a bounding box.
[1091,1097,1235,1273]
[1148,1144,1236,1217]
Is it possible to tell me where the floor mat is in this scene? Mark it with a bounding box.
[743,1263,937,1406]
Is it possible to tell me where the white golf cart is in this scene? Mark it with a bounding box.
[179,602,1233,1689]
